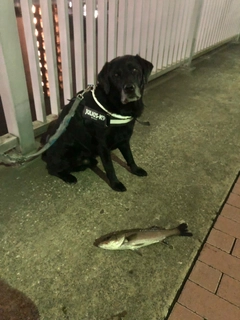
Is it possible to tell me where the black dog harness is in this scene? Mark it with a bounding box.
[0,85,148,165]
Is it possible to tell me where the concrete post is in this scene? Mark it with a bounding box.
[0,0,36,154]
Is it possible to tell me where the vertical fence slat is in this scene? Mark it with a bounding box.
[72,0,85,91]
[152,0,163,71]
[209,0,219,46]
[202,0,215,50]
[40,0,60,115]
[139,0,150,59]
[162,0,174,67]
[234,0,240,41]
[146,0,157,62]
[56,0,73,103]
[234,0,240,36]
[171,0,184,63]
[125,0,135,55]
[224,0,232,38]
[181,0,195,59]
[227,0,240,38]
[168,0,181,65]
[198,0,209,51]
[132,0,143,55]
[117,0,127,56]
[218,0,230,41]
[185,0,204,64]
[97,0,108,71]
[205,0,218,48]
[157,0,169,69]
[178,0,190,59]
[218,0,231,43]
[195,0,208,52]
[108,0,118,61]
[176,0,189,61]
[0,1,35,153]
[211,0,225,45]
[21,0,46,122]
[172,0,185,63]
[86,0,96,85]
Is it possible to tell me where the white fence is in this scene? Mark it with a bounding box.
[0,0,240,154]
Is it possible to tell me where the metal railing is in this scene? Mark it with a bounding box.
[0,0,240,154]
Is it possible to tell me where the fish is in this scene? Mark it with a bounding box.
[94,223,192,253]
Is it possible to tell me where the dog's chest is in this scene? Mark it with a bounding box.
[105,125,134,149]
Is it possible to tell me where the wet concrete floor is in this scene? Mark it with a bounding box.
[0,43,240,320]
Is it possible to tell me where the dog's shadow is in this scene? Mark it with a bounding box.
[90,153,130,186]
[0,279,40,319]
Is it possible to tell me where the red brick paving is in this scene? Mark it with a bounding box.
[221,203,240,223]
[232,239,240,259]
[206,228,235,253]
[168,303,203,320]
[189,260,222,293]
[167,175,240,320]
[217,274,240,308]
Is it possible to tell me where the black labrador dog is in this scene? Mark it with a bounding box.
[41,55,153,191]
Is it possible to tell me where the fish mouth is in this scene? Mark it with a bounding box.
[93,239,102,247]
[93,234,113,247]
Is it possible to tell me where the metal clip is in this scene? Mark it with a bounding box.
[76,85,94,100]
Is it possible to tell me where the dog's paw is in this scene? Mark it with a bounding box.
[131,167,148,176]
[111,181,127,192]
[59,172,78,184]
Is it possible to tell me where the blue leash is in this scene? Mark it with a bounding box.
[0,86,92,165]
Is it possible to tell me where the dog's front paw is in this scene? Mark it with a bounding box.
[110,181,127,192]
[59,172,78,184]
[131,167,148,176]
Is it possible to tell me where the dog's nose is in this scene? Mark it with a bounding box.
[124,83,135,93]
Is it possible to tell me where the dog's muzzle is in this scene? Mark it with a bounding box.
[121,84,141,104]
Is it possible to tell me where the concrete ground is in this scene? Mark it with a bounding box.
[0,43,240,320]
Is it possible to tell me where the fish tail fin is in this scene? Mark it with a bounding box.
[177,223,193,237]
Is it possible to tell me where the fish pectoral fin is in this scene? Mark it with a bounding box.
[162,239,174,249]
[133,243,145,247]
[149,225,165,230]
[125,233,138,242]
[132,249,142,256]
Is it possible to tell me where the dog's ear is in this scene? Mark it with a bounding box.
[97,62,110,94]
[135,55,153,84]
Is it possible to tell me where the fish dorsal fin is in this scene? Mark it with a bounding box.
[149,225,165,230]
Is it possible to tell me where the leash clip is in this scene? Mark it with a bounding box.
[77,84,95,100]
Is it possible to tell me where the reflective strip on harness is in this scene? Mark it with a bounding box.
[91,88,134,124]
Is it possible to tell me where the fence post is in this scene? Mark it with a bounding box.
[0,0,36,154]
[185,0,204,67]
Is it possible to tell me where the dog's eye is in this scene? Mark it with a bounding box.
[132,68,138,74]
[114,73,119,77]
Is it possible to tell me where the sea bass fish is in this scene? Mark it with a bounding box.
[94,223,192,252]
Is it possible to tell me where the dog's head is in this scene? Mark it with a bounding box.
[97,55,153,105]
